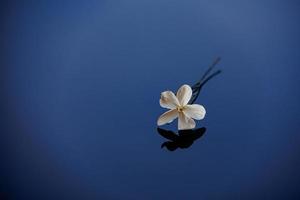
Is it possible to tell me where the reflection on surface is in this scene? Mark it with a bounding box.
[157,127,206,151]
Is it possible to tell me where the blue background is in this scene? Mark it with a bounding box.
[1,0,300,199]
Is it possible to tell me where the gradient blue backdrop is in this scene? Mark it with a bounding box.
[1,0,300,199]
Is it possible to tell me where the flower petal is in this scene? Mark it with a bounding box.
[183,104,206,120]
[160,91,180,109]
[178,112,196,130]
[157,109,178,126]
[176,84,192,106]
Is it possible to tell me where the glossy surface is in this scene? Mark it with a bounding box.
[1,1,300,199]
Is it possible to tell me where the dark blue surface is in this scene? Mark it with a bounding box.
[1,1,300,199]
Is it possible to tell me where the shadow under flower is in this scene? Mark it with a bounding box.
[157,127,206,151]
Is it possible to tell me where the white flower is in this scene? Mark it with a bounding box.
[157,84,206,130]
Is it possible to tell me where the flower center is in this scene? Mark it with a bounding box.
[177,106,184,113]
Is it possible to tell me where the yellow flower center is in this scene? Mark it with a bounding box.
[177,106,184,113]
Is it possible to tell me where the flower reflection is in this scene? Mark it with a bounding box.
[157,127,206,151]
